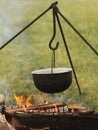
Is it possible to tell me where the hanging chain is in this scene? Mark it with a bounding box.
[51,49,55,74]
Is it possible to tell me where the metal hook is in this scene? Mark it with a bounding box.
[49,41,59,50]
[49,5,59,51]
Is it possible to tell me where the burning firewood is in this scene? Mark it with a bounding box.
[5,102,66,115]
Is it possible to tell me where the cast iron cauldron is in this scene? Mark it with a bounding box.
[31,68,72,93]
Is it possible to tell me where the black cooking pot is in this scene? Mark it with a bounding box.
[31,68,72,93]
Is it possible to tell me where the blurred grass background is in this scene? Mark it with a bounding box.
[0,0,98,110]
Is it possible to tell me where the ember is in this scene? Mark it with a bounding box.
[71,108,74,113]
[53,104,59,113]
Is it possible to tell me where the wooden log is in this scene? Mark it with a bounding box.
[5,102,66,115]
[0,113,16,130]
[11,113,98,129]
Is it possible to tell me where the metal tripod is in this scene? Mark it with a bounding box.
[0,2,98,95]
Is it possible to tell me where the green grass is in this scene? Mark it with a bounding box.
[0,0,98,110]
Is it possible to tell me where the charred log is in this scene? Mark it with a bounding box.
[11,112,98,130]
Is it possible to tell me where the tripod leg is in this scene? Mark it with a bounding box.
[56,12,82,95]
[58,10,98,56]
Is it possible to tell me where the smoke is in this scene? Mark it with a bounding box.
[0,0,35,47]
[0,79,10,104]
[0,0,35,104]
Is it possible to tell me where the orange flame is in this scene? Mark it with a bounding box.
[53,104,59,113]
[14,93,32,108]
[71,108,75,113]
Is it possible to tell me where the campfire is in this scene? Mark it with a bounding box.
[0,93,97,130]
[6,94,69,115]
